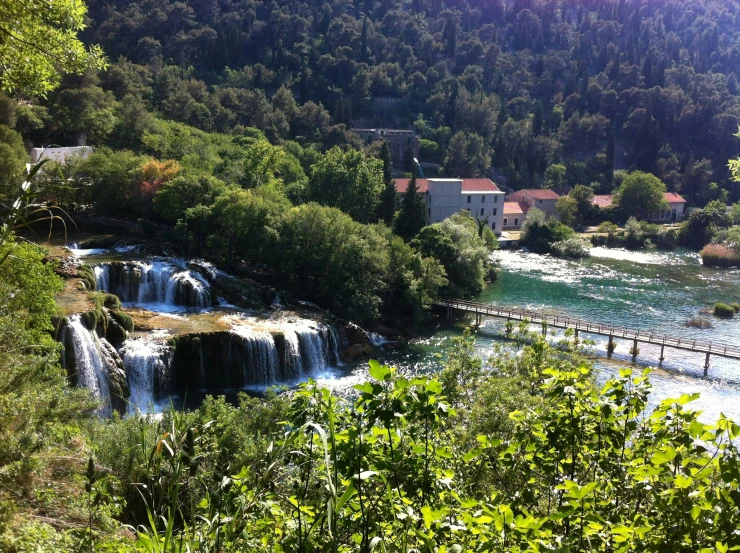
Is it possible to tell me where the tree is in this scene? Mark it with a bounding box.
[614,171,668,221]
[412,212,494,297]
[0,0,107,96]
[305,147,384,224]
[570,184,595,224]
[544,164,566,189]
[154,174,226,224]
[0,124,26,200]
[394,172,427,240]
[444,131,491,177]
[555,196,578,227]
[377,141,397,225]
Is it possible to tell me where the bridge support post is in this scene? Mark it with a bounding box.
[474,313,481,327]
[659,344,665,366]
[607,335,614,358]
[631,339,638,363]
[704,352,710,377]
[574,329,579,345]
[446,307,452,319]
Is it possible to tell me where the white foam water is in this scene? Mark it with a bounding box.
[120,339,172,414]
[66,315,113,416]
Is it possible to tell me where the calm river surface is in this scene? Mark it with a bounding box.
[328,248,740,425]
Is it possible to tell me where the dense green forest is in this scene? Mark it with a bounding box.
[32,0,740,203]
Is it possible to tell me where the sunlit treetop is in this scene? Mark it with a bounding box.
[0,0,107,97]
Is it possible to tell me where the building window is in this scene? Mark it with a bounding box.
[467,195,471,203]
[481,195,486,203]
[494,195,498,203]
[493,208,497,216]
[428,195,432,204]
[539,199,543,205]
[428,208,431,216]
[492,222,496,230]
[504,218,508,225]
[480,208,485,216]
[514,218,519,226]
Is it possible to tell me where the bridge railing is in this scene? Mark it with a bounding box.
[436,298,740,358]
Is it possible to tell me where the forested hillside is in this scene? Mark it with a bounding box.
[46,0,740,204]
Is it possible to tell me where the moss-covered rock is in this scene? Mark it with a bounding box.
[109,310,134,333]
[76,265,97,291]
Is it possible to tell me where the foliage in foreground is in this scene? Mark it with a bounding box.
[66,336,740,552]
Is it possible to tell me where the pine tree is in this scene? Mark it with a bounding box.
[395,172,428,240]
[377,141,397,224]
[360,16,369,62]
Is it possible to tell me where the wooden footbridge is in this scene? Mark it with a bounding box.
[436,298,740,375]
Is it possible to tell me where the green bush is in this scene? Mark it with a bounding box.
[109,310,134,333]
[714,303,735,318]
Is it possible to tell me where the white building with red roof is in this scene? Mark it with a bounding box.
[502,202,527,230]
[592,192,686,222]
[505,189,561,218]
[394,178,505,234]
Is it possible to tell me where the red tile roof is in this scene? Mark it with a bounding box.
[507,189,560,202]
[592,193,686,209]
[393,178,501,194]
[504,201,527,215]
[664,192,686,203]
[592,195,614,208]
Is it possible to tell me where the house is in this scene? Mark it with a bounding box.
[592,193,687,222]
[394,178,506,234]
[352,128,419,163]
[505,189,561,218]
[30,146,93,165]
[503,202,527,230]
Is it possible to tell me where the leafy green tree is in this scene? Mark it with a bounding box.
[153,174,226,224]
[412,212,494,297]
[444,131,491,177]
[208,186,289,263]
[615,171,668,220]
[570,184,595,224]
[678,209,716,250]
[0,124,26,200]
[394,172,427,240]
[0,0,107,96]
[544,164,566,189]
[304,146,384,224]
[555,196,578,227]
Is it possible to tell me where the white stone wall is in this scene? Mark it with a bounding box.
[30,146,92,164]
[425,179,505,234]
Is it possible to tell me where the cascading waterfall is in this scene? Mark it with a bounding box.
[328,326,348,365]
[283,330,304,377]
[94,261,212,308]
[65,315,113,417]
[120,339,172,413]
[296,326,330,372]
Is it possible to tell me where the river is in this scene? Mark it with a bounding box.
[64,245,740,424]
[372,247,740,425]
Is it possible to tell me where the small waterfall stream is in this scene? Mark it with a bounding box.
[65,315,114,417]
[94,261,212,308]
[120,339,172,413]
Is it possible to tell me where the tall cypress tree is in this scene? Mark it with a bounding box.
[395,171,428,240]
[360,15,369,62]
[377,141,397,224]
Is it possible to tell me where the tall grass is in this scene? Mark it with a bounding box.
[701,244,740,267]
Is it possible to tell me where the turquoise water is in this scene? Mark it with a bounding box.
[356,248,740,425]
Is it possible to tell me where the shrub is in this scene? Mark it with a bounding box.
[109,310,134,332]
[714,303,735,318]
[701,244,740,268]
[552,238,591,258]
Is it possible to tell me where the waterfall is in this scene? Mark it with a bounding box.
[93,261,212,308]
[228,327,280,386]
[94,264,110,292]
[296,326,329,372]
[66,315,113,417]
[283,330,303,377]
[328,325,348,364]
[120,339,172,414]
